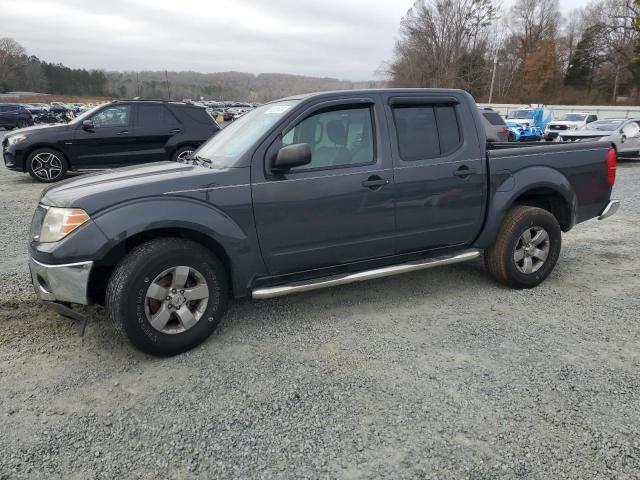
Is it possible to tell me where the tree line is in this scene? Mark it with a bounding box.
[0,37,382,102]
[386,0,640,104]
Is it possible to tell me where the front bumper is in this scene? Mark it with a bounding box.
[2,140,24,171]
[598,199,620,220]
[29,257,93,304]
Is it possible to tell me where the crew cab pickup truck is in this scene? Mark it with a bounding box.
[28,89,619,356]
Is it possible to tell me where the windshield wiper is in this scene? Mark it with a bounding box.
[190,154,212,165]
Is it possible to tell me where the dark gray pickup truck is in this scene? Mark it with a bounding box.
[28,89,619,356]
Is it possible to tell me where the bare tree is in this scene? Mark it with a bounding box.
[0,37,27,91]
[387,0,498,96]
[509,0,560,61]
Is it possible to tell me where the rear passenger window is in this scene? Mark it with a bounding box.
[392,104,462,161]
[482,111,505,126]
[137,104,177,126]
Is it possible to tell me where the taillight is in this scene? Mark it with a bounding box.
[607,147,617,186]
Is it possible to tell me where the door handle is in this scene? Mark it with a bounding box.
[170,128,181,134]
[362,176,390,189]
[116,130,129,136]
[453,165,478,177]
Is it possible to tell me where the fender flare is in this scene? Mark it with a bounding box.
[92,196,266,297]
[474,166,577,249]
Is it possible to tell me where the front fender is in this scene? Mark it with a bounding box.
[474,166,577,248]
[91,196,266,298]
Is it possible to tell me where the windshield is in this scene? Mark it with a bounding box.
[509,110,533,119]
[585,120,624,131]
[194,100,300,168]
[68,105,101,124]
[560,114,587,122]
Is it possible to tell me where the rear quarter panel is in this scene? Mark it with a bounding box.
[474,142,612,248]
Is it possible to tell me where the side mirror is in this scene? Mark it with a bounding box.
[82,119,95,131]
[272,143,312,173]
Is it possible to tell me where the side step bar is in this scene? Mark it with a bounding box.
[252,249,481,300]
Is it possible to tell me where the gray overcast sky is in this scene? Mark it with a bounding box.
[0,0,588,81]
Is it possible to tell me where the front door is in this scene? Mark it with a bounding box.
[384,93,486,253]
[252,98,396,276]
[619,120,640,157]
[72,104,136,168]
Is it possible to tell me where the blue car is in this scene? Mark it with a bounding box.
[505,108,553,142]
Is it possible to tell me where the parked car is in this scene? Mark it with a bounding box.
[23,104,49,115]
[480,108,509,142]
[505,107,553,141]
[544,112,598,141]
[555,118,640,158]
[0,104,34,130]
[2,100,220,182]
[26,88,618,356]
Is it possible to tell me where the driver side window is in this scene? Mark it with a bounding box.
[282,106,374,171]
[91,105,130,128]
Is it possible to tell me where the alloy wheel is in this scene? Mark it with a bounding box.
[177,150,194,162]
[513,226,550,274]
[31,153,63,181]
[144,266,210,334]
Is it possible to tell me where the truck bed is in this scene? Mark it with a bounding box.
[485,140,613,226]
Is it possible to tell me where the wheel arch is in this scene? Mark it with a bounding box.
[88,227,233,306]
[22,144,69,172]
[474,166,577,249]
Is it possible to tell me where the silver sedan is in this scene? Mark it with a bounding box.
[555,118,640,159]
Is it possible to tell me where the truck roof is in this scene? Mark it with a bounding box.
[276,88,468,102]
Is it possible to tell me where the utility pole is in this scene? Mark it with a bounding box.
[488,50,498,104]
[165,70,171,100]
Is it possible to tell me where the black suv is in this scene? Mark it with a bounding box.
[2,100,220,182]
[0,104,34,130]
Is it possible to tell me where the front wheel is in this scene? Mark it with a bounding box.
[27,148,68,182]
[105,238,229,356]
[485,206,561,288]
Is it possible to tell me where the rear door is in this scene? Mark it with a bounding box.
[72,104,136,168]
[129,103,179,163]
[252,96,396,275]
[384,93,486,253]
[0,106,10,128]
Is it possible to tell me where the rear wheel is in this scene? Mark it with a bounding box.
[27,148,68,182]
[172,146,196,163]
[485,206,561,288]
[105,238,229,356]
[17,119,27,129]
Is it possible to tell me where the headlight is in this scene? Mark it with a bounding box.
[39,207,90,242]
[7,134,27,146]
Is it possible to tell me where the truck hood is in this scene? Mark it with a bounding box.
[39,161,249,214]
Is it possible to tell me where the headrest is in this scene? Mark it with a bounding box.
[327,120,347,145]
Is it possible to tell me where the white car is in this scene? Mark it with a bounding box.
[556,118,640,159]
[544,113,598,141]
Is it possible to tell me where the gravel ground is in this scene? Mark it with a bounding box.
[1,143,639,479]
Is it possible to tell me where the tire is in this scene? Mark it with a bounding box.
[105,238,229,356]
[26,148,68,183]
[172,146,197,163]
[484,206,561,289]
[17,119,27,129]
